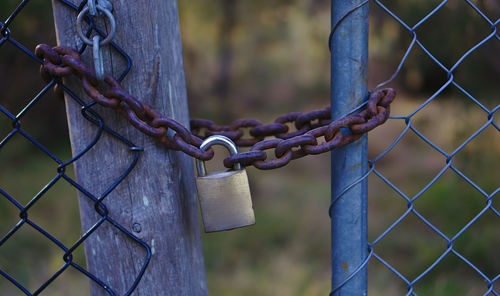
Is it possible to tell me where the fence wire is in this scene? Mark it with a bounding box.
[0,1,150,295]
[331,1,499,295]
[0,0,498,295]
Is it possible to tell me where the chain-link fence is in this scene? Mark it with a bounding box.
[1,1,150,295]
[1,0,498,295]
[331,1,499,295]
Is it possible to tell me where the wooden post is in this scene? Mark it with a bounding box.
[51,1,207,295]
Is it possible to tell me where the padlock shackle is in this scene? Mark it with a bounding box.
[196,135,242,177]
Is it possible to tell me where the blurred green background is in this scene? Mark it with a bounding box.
[0,0,499,295]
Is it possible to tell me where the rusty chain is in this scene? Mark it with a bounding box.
[35,44,396,170]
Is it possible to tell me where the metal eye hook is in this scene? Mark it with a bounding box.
[88,0,98,16]
[76,0,115,81]
[88,0,113,16]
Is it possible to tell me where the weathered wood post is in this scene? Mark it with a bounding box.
[51,0,207,295]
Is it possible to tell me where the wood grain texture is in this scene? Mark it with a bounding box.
[51,1,207,295]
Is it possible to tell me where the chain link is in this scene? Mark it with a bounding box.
[35,44,396,170]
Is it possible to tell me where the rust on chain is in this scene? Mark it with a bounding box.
[35,44,396,170]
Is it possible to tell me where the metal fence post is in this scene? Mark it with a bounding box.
[330,1,369,295]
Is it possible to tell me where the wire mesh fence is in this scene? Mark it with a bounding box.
[0,0,498,295]
[330,0,499,295]
[1,1,150,295]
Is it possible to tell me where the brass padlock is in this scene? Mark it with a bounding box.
[195,135,255,232]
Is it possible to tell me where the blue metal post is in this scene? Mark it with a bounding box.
[330,1,369,295]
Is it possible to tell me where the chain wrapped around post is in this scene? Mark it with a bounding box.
[35,44,396,170]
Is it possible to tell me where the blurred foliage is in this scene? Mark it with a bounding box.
[0,0,498,295]
[370,0,500,100]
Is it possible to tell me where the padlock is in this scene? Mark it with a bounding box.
[195,135,255,232]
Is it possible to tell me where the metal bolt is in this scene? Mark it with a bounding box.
[132,223,142,233]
